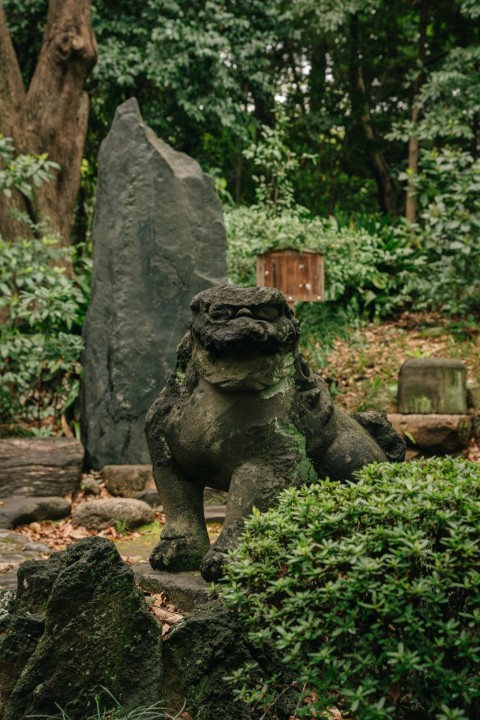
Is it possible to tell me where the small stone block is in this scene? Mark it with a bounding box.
[397,358,467,414]
[388,413,473,453]
[133,566,214,612]
[101,465,153,497]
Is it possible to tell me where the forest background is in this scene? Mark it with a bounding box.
[1,0,479,435]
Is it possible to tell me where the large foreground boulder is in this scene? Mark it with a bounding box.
[163,600,297,720]
[81,98,227,469]
[133,568,297,720]
[0,537,162,719]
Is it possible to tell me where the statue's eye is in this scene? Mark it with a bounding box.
[255,305,280,321]
[209,304,234,320]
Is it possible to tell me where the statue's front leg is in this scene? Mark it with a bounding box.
[150,461,209,572]
[200,462,289,582]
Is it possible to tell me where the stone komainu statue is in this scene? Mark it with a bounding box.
[145,285,405,581]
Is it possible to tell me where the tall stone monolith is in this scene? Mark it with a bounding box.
[81,99,227,469]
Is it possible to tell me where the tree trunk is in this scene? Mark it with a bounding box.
[354,64,400,216]
[348,15,399,216]
[235,147,243,204]
[0,1,28,240]
[0,0,97,248]
[406,0,429,223]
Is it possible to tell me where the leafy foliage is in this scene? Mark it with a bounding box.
[0,235,89,435]
[0,135,90,436]
[4,0,480,220]
[0,135,59,199]
[243,110,313,211]
[220,457,480,719]
[408,149,480,313]
[85,0,282,191]
[226,206,423,315]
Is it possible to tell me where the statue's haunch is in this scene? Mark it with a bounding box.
[145,285,406,581]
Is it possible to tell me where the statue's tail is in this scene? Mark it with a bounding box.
[351,410,406,462]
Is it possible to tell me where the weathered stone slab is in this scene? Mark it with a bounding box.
[0,496,71,529]
[81,98,227,469]
[133,566,213,612]
[0,438,83,498]
[101,464,153,497]
[388,413,474,453]
[397,358,467,414]
[72,498,154,530]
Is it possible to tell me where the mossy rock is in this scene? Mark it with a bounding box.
[0,537,162,719]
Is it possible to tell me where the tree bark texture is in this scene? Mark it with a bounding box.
[0,0,97,247]
[349,15,400,216]
[354,64,400,216]
[405,0,429,224]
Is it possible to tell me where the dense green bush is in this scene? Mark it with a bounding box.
[226,206,423,316]
[0,135,90,436]
[220,457,480,720]
[0,235,90,435]
[410,149,480,314]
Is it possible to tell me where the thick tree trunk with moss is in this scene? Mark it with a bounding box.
[0,0,97,247]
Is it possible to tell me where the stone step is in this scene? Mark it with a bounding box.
[388,413,475,453]
[133,565,214,612]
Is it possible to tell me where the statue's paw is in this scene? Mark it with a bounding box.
[200,548,228,582]
[149,536,205,572]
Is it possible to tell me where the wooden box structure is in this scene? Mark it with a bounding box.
[256,249,325,303]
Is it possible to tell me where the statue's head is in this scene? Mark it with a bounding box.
[190,285,300,355]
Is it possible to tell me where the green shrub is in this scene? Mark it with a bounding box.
[0,134,59,199]
[410,149,480,314]
[226,205,425,366]
[0,235,90,435]
[220,457,480,720]
[226,206,423,319]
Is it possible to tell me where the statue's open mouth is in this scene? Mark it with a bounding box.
[197,317,294,355]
